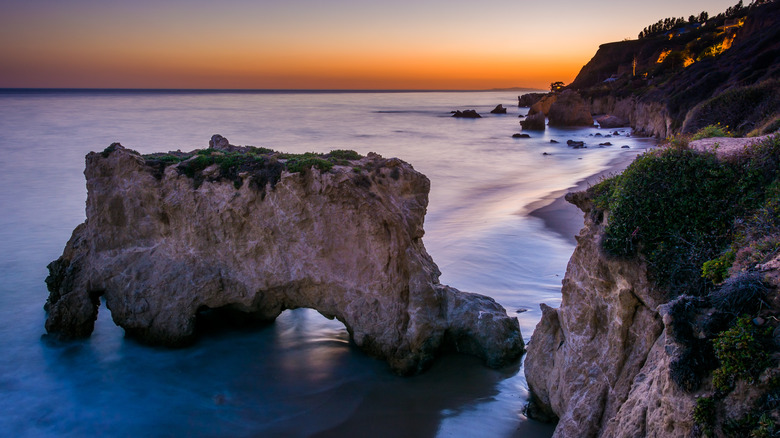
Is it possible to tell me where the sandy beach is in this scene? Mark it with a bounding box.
[525,148,650,243]
[529,133,779,243]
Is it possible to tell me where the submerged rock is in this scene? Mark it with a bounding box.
[451,109,482,118]
[512,133,531,138]
[44,139,523,375]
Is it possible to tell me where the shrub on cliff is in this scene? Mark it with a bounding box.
[683,79,780,136]
[712,316,774,392]
[591,134,780,296]
[146,147,363,191]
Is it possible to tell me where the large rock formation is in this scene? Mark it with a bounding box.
[528,94,558,116]
[518,92,548,107]
[45,140,523,375]
[521,111,546,130]
[547,90,594,127]
[524,154,780,437]
[587,95,674,137]
[524,191,665,437]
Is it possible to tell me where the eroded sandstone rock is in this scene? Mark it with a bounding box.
[521,111,546,131]
[547,90,594,127]
[524,190,665,437]
[44,140,523,375]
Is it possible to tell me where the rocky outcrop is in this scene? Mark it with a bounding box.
[451,109,481,118]
[528,94,558,116]
[490,104,508,114]
[525,181,780,436]
[587,95,673,137]
[595,114,629,129]
[524,191,666,437]
[521,111,546,130]
[44,140,523,375]
[547,90,594,127]
[519,92,548,107]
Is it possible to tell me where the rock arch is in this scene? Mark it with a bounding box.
[45,142,523,375]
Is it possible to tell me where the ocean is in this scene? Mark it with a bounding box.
[0,89,656,437]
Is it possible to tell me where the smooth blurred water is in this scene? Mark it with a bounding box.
[0,90,655,437]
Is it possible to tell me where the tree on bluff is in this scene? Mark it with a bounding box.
[550,81,565,93]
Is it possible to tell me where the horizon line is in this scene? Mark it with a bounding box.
[0,87,547,94]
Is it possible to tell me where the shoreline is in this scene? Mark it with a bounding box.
[525,149,649,243]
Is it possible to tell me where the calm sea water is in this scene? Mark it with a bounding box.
[0,90,655,437]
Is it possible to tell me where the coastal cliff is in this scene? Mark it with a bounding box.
[524,191,667,436]
[525,136,780,437]
[522,0,780,138]
[44,137,523,375]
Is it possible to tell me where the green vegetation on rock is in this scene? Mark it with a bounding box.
[142,147,363,191]
[712,315,773,392]
[692,123,733,140]
[591,134,780,296]
[693,396,716,436]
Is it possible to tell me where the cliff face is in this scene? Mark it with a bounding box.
[570,1,780,137]
[589,95,672,138]
[524,193,667,437]
[525,136,780,437]
[45,142,523,375]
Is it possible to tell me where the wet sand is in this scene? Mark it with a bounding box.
[525,149,649,243]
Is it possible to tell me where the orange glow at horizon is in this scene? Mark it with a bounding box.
[0,0,739,90]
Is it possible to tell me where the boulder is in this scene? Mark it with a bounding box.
[512,133,531,138]
[209,134,231,151]
[596,114,630,128]
[452,109,481,118]
[44,140,523,375]
[490,104,508,114]
[547,90,594,127]
[520,111,546,130]
[566,140,586,148]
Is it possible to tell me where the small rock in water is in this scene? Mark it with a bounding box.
[516,308,530,314]
[451,109,481,118]
[605,135,612,138]
[613,131,621,135]
[542,152,551,156]
[599,142,612,146]
[550,139,559,143]
[595,133,603,137]
[490,104,508,114]
[567,140,586,149]
[621,145,630,149]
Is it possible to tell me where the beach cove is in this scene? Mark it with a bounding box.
[0,89,656,437]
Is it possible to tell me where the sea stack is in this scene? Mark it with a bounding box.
[44,138,524,375]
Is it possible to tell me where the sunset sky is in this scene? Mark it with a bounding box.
[0,0,738,90]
